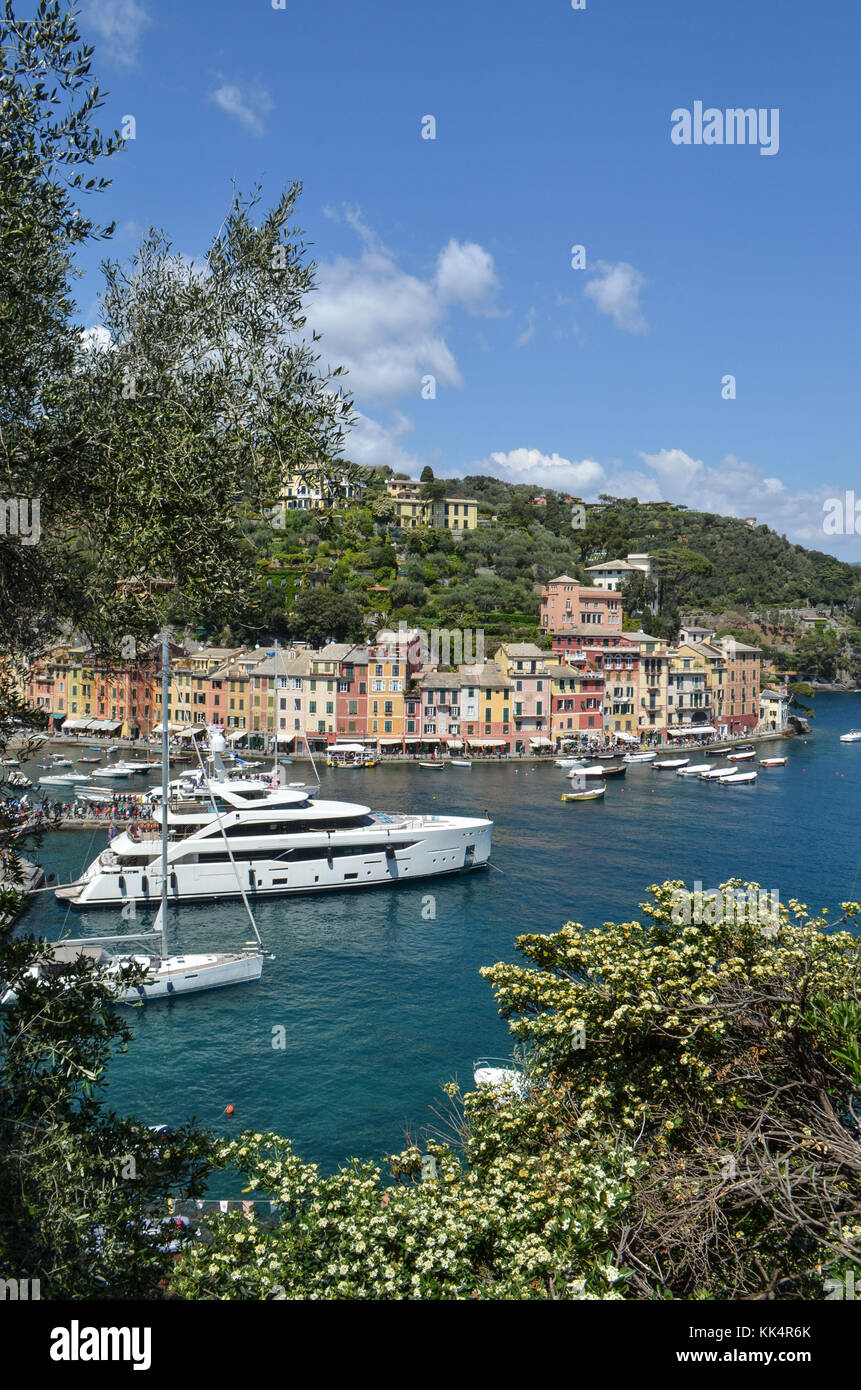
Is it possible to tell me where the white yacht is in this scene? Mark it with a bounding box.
[56,731,492,908]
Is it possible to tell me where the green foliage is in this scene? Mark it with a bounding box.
[167,882,861,1301]
[287,588,365,647]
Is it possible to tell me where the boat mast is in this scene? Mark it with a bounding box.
[272,638,279,779]
[160,630,169,961]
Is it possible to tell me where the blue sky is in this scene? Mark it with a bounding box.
[72,0,861,557]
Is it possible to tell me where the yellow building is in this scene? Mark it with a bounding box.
[387,481,479,532]
[668,645,714,730]
[367,643,405,739]
[283,467,362,512]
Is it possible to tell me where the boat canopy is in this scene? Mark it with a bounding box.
[329,743,366,754]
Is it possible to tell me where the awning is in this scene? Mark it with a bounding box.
[529,737,552,746]
[667,725,715,736]
[468,738,507,747]
[379,738,403,745]
[614,732,640,743]
[403,738,421,744]
[228,730,248,744]
[446,739,464,748]
[61,718,88,730]
[152,721,187,734]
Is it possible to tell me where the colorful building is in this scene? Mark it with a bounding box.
[542,577,624,654]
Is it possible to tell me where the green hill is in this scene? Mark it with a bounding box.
[174,470,861,649]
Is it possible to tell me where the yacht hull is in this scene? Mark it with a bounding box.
[56,820,493,907]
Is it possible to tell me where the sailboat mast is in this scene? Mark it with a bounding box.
[160,631,170,957]
[273,638,279,778]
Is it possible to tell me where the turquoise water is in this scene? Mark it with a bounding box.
[18,693,861,1172]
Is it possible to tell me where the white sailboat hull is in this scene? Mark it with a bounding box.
[117,952,263,1003]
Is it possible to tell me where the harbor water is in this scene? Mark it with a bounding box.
[16,692,861,1172]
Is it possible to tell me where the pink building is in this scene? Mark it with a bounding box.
[541,576,623,654]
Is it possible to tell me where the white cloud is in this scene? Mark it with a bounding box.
[485,448,607,493]
[435,239,500,311]
[210,82,273,136]
[313,216,498,405]
[79,0,150,67]
[80,325,113,353]
[473,442,841,545]
[516,306,538,346]
[346,412,425,474]
[634,449,835,542]
[584,260,648,334]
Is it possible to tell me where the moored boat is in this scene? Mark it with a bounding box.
[727,750,756,763]
[623,751,656,763]
[720,770,758,785]
[561,785,606,802]
[654,758,689,770]
[839,730,861,743]
[759,756,787,767]
[675,763,711,776]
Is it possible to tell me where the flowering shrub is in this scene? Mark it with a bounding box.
[172,882,861,1300]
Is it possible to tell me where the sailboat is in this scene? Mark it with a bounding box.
[36,634,265,1004]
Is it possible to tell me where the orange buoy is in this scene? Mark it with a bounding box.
[225,1104,235,1117]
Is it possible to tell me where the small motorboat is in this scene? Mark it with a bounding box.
[38,771,93,786]
[699,767,733,781]
[839,730,861,743]
[50,755,73,767]
[91,766,134,779]
[419,761,444,769]
[473,1058,527,1096]
[727,750,756,763]
[705,746,732,756]
[653,758,689,770]
[562,786,606,802]
[599,764,627,778]
[1,757,20,766]
[759,756,787,767]
[720,770,757,785]
[555,757,585,768]
[77,756,102,764]
[450,759,472,768]
[676,763,711,776]
[623,751,656,763]
[568,764,607,779]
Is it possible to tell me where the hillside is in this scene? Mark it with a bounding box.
[171,470,861,652]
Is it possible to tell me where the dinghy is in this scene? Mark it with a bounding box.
[561,785,605,802]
